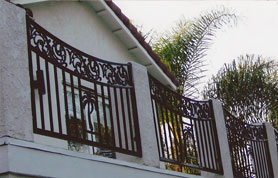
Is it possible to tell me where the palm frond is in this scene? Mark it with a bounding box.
[153,7,237,98]
[183,7,237,97]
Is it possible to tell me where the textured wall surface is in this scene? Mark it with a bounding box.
[0,0,33,141]
[116,62,161,168]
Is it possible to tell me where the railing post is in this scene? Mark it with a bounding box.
[265,122,278,178]
[201,99,234,178]
[0,1,33,141]
[116,62,160,168]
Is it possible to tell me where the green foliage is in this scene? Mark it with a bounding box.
[153,7,237,97]
[203,54,278,126]
[166,163,200,175]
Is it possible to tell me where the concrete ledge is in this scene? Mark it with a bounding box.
[0,137,205,178]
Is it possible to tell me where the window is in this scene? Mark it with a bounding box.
[65,86,115,158]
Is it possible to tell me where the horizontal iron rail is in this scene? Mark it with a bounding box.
[33,128,140,157]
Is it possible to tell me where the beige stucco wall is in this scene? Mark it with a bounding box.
[24,1,137,64]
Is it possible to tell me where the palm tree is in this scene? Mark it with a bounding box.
[203,54,278,126]
[153,7,237,98]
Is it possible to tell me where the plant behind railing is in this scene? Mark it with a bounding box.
[224,110,274,178]
[26,16,141,157]
[149,76,223,174]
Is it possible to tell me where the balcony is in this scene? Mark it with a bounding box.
[1,1,278,178]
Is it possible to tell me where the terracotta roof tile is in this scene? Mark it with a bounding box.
[105,0,179,86]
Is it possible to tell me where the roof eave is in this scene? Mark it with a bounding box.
[101,1,178,90]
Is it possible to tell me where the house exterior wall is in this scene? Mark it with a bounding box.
[24,1,137,64]
[0,0,33,141]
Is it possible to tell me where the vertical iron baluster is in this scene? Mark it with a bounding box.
[204,120,214,169]
[165,107,174,160]
[70,74,78,140]
[263,141,269,177]
[175,114,183,163]
[36,55,45,130]
[259,141,267,177]
[130,87,141,155]
[78,78,86,141]
[170,108,178,161]
[87,96,93,142]
[107,86,116,147]
[173,96,182,163]
[199,120,207,168]
[194,119,203,169]
[241,139,249,177]
[253,140,262,178]
[94,83,102,144]
[45,61,54,132]
[190,118,198,167]
[28,48,37,132]
[245,142,252,177]
[154,100,164,158]
[203,120,212,169]
[113,87,122,148]
[54,66,62,134]
[126,88,134,151]
[237,135,244,176]
[62,71,69,136]
[160,104,169,159]
[120,88,129,150]
[101,85,109,145]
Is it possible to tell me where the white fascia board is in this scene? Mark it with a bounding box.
[97,1,177,90]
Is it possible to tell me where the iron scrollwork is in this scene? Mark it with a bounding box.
[27,17,132,87]
[81,90,97,132]
[149,76,212,119]
[225,111,267,141]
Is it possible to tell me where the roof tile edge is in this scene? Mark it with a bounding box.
[104,0,179,87]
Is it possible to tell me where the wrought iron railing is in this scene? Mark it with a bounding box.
[224,110,274,178]
[26,16,141,157]
[149,76,223,174]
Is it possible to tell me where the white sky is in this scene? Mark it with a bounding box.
[114,1,278,93]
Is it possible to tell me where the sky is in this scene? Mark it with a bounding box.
[114,1,278,95]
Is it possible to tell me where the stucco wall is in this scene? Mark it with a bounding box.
[24,1,137,64]
[0,0,33,141]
